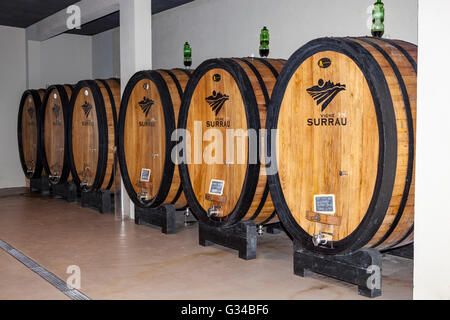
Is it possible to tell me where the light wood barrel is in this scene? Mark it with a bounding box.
[42,85,73,184]
[267,37,417,254]
[178,58,286,227]
[68,79,120,191]
[18,89,46,179]
[118,69,192,209]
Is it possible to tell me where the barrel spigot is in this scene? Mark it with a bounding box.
[312,232,328,247]
[207,205,221,218]
[257,225,264,236]
[138,191,148,201]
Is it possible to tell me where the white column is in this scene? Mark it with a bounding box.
[414,0,450,299]
[119,0,152,220]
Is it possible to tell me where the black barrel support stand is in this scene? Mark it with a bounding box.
[30,176,50,195]
[135,205,196,234]
[198,221,283,260]
[293,241,383,298]
[81,190,113,214]
[135,204,177,234]
[383,243,413,259]
[50,182,78,202]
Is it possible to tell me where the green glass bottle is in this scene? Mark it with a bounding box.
[184,42,192,69]
[259,26,269,58]
[371,0,384,38]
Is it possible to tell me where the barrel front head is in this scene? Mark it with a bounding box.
[42,85,72,184]
[118,70,190,208]
[178,58,284,227]
[267,37,417,254]
[18,90,44,179]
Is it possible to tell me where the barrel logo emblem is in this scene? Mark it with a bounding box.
[318,58,332,68]
[81,102,92,118]
[206,91,229,116]
[138,97,154,117]
[307,79,346,112]
[213,74,221,82]
[53,104,60,119]
[27,107,35,118]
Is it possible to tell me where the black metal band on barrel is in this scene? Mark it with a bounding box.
[255,58,279,78]
[237,58,273,223]
[159,69,186,205]
[379,40,417,249]
[98,79,119,191]
[358,38,415,250]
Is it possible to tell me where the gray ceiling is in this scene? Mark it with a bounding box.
[0,0,194,35]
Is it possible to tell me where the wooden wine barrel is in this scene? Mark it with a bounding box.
[42,85,73,184]
[118,69,192,209]
[18,89,46,179]
[68,79,120,191]
[178,58,286,227]
[267,37,417,254]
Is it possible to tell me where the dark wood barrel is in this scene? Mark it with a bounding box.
[18,89,46,179]
[42,85,73,184]
[118,69,191,209]
[178,58,286,227]
[267,37,417,254]
[68,79,120,191]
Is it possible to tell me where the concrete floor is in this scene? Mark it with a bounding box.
[0,190,413,300]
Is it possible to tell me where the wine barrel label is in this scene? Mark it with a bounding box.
[206,90,229,116]
[140,168,151,182]
[318,58,332,68]
[81,101,92,118]
[209,179,225,196]
[138,96,154,117]
[313,194,335,214]
[307,79,346,112]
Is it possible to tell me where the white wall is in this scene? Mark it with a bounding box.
[152,0,418,69]
[28,33,93,89]
[0,26,27,188]
[92,27,121,79]
[414,0,450,300]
